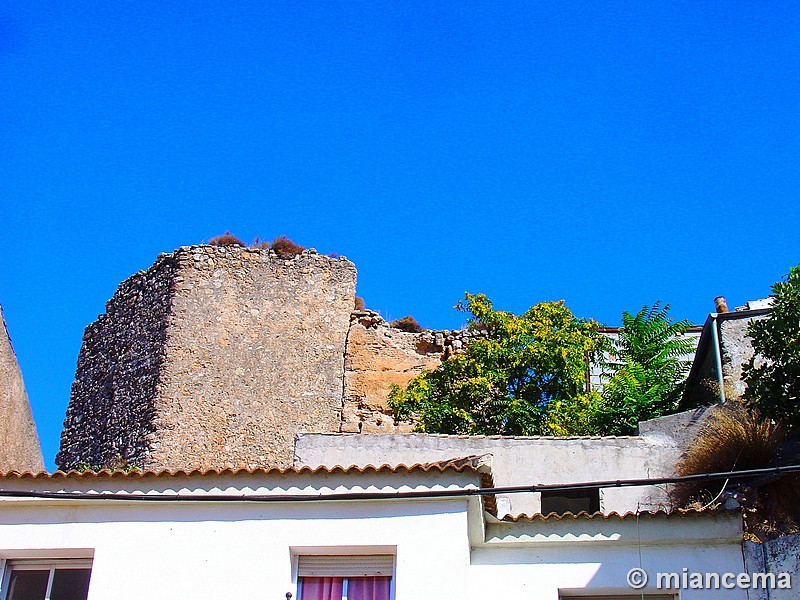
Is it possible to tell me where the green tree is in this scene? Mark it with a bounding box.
[388,293,606,435]
[743,265,800,431]
[591,302,695,435]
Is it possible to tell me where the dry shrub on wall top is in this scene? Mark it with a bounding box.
[271,235,305,259]
[391,315,424,333]
[354,296,366,311]
[209,231,246,247]
[250,236,270,250]
[671,401,800,540]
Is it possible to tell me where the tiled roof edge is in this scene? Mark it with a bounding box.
[501,507,740,522]
[0,461,487,480]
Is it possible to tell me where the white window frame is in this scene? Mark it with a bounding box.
[294,552,395,600]
[0,559,93,600]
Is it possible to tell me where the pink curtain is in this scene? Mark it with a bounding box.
[301,577,344,600]
[347,576,392,600]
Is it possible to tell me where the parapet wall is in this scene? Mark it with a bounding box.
[0,307,44,472]
[294,432,680,516]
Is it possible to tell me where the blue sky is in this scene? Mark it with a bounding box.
[1,2,798,468]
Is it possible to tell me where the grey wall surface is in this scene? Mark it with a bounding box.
[294,432,681,517]
[743,533,799,600]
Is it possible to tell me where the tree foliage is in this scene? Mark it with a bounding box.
[388,293,606,435]
[743,265,800,431]
[591,302,695,435]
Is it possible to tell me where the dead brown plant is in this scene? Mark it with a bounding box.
[391,315,424,333]
[270,235,305,259]
[672,401,800,540]
[209,231,245,247]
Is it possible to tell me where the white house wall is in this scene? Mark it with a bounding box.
[0,497,473,600]
[469,540,748,600]
[0,469,750,600]
[0,498,750,600]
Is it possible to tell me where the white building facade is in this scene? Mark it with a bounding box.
[0,462,752,600]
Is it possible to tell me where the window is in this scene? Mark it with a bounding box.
[297,555,393,600]
[540,488,600,515]
[1,560,92,600]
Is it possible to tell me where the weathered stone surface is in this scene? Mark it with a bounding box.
[57,246,357,470]
[57,255,177,470]
[342,314,439,433]
[719,312,768,400]
[0,307,44,472]
[341,311,484,433]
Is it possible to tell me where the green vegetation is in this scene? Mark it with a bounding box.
[74,460,140,473]
[743,264,800,431]
[592,302,695,435]
[388,293,606,435]
[389,296,698,436]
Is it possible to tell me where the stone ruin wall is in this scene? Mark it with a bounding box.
[58,246,357,471]
[57,256,177,469]
[0,307,44,472]
[57,244,480,470]
[718,312,768,401]
[342,310,479,433]
[150,246,356,470]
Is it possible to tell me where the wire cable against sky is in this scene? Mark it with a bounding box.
[1,464,798,503]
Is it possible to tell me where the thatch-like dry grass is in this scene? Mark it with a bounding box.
[209,231,246,247]
[270,235,305,259]
[391,315,424,333]
[672,401,800,540]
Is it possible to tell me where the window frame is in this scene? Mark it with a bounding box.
[540,487,602,515]
[0,559,93,600]
[292,551,396,600]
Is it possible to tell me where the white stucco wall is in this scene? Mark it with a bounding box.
[0,497,472,600]
[469,540,748,599]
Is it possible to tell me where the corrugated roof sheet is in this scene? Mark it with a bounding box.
[0,456,490,481]
[500,506,739,522]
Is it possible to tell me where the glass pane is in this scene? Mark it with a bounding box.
[49,569,92,600]
[7,570,49,600]
[347,576,391,600]
[300,577,344,600]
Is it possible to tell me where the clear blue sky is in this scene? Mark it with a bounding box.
[1,2,798,469]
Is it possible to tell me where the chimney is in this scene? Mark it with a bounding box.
[714,296,729,313]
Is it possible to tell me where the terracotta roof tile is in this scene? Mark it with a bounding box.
[0,459,488,481]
